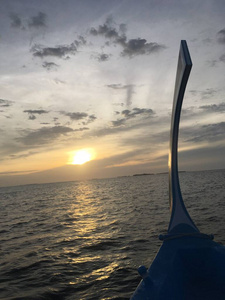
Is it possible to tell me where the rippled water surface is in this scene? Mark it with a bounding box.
[1,170,225,299]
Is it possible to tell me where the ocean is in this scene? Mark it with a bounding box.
[1,169,225,300]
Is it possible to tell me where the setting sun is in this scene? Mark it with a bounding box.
[68,149,95,165]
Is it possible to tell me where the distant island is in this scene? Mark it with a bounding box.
[133,173,154,177]
[133,171,186,177]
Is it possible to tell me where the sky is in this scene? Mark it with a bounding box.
[0,0,225,187]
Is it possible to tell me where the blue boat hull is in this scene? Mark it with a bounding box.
[131,236,225,299]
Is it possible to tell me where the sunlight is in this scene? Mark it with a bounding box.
[68,149,95,165]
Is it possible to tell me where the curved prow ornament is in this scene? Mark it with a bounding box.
[168,40,199,235]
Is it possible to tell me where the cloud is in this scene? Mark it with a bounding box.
[217,28,225,44]
[83,114,97,125]
[62,112,88,120]
[24,109,49,114]
[31,36,86,59]
[90,16,121,39]
[74,35,87,47]
[111,119,126,127]
[120,38,166,57]
[90,16,166,57]
[111,107,155,128]
[17,126,74,146]
[0,170,36,175]
[0,99,13,107]
[220,54,225,63]
[185,122,225,143]
[189,88,218,99]
[42,61,59,70]
[28,12,47,28]
[9,13,23,28]
[24,109,49,120]
[94,53,111,62]
[61,111,97,124]
[201,88,217,98]
[122,107,154,118]
[199,102,225,113]
[107,84,135,106]
[31,43,77,58]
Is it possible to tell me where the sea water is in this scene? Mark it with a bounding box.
[1,170,225,300]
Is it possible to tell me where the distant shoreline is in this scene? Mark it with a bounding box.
[133,171,186,177]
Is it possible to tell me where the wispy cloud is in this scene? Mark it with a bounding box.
[186,122,225,143]
[9,11,47,30]
[217,28,225,44]
[189,88,218,99]
[199,102,225,113]
[219,54,225,63]
[0,99,13,107]
[0,170,36,175]
[17,126,74,146]
[28,12,47,28]
[107,84,135,106]
[9,13,23,29]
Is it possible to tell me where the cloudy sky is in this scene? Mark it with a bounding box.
[0,0,225,186]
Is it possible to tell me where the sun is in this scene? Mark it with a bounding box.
[69,149,94,165]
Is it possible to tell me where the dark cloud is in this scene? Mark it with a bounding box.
[17,126,74,146]
[111,119,126,127]
[42,61,59,70]
[0,99,13,107]
[9,13,22,28]
[28,12,47,28]
[24,109,49,120]
[200,102,225,113]
[31,43,77,59]
[74,35,87,47]
[29,114,36,120]
[107,84,129,90]
[24,109,48,114]
[83,114,97,125]
[62,112,88,120]
[61,111,97,124]
[111,107,155,128]
[121,38,166,57]
[90,16,120,39]
[31,35,86,59]
[90,17,166,57]
[217,28,225,44]
[122,107,154,118]
[220,54,225,63]
[95,53,111,62]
